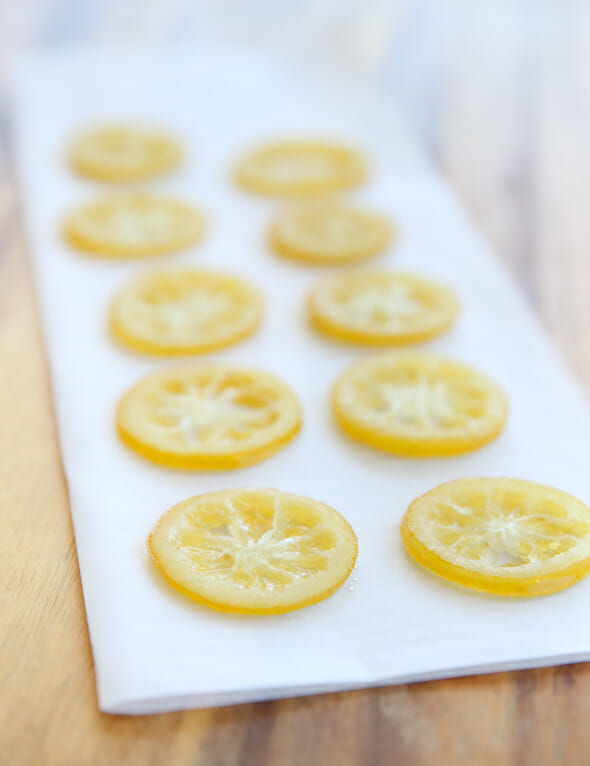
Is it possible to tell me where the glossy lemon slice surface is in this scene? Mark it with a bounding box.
[270,203,391,265]
[235,140,367,196]
[110,269,263,355]
[310,271,458,343]
[69,125,181,181]
[63,194,205,258]
[333,352,508,457]
[117,365,301,469]
[402,478,590,596]
[149,488,358,614]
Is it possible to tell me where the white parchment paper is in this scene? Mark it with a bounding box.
[12,47,590,714]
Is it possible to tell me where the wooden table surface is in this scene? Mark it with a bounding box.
[4,1,590,763]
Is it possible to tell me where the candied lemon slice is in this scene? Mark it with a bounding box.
[110,269,264,355]
[401,478,590,596]
[148,488,358,614]
[270,203,392,265]
[235,140,367,196]
[309,271,459,344]
[63,194,206,258]
[333,352,508,457]
[69,124,181,181]
[117,365,301,469]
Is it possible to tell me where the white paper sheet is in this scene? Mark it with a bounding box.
[11,46,590,715]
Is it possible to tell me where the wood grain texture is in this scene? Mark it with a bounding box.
[4,1,590,763]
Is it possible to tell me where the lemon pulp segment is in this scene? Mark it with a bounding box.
[401,478,590,595]
[235,140,367,196]
[69,125,181,181]
[110,269,264,355]
[63,194,206,258]
[270,203,392,265]
[117,365,301,469]
[149,488,358,614]
[309,271,458,343]
[333,352,508,457]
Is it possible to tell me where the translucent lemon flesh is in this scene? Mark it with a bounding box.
[63,194,206,258]
[333,352,508,457]
[235,140,367,196]
[117,365,301,469]
[148,488,358,614]
[110,269,264,355]
[270,203,391,265]
[401,478,590,596]
[69,125,181,182]
[310,271,458,343]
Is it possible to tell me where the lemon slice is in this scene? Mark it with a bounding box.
[110,269,264,355]
[69,125,181,181]
[333,352,508,457]
[117,365,301,469]
[148,488,358,614]
[270,203,392,265]
[235,140,367,196]
[63,194,206,258]
[309,271,459,344]
[401,478,590,596]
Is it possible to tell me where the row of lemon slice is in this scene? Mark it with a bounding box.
[63,194,393,266]
[115,353,507,469]
[108,268,458,354]
[62,125,590,613]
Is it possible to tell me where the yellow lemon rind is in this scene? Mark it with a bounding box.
[308,284,459,345]
[69,126,182,182]
[116,365,302,470]
[401,479,590,596]
[234,141,368,197]
[269,220,392,265]
[332,353,509,458]
[110,311,263,356]
[117,414,301,470]
[148,539,357,615]
[333,401,507,458]
[147,489,358,614]
[109,270,264,356]
[62,200,207,259]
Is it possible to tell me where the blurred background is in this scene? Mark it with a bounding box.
[2,0,590,380]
